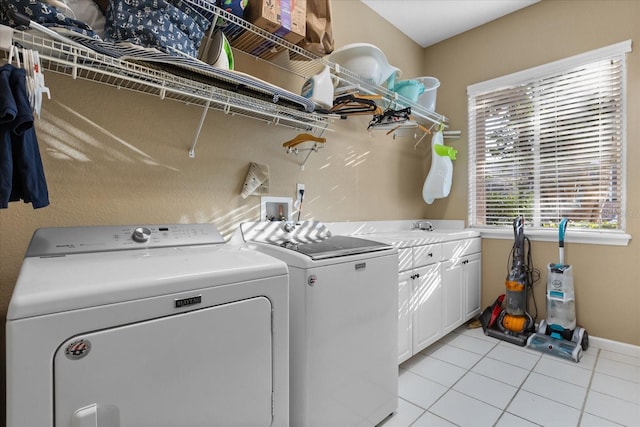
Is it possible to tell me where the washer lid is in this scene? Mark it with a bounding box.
[8,243,288,320]
[25,224,225,257]
[239,221,393,260]
[294,236,393,260]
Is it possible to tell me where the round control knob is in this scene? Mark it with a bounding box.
[132,227,152,243]
[282,222,295,233]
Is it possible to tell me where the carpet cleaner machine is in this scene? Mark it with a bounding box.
[527,218,589,362]
[480,216,537,346]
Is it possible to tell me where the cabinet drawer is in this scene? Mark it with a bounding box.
[442,238,481,260]
[413,244,442,267]
[398,248,413,272]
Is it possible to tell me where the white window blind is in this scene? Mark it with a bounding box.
[468,41,631,234]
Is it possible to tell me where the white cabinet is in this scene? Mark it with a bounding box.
[411,263,443,353]
[397,243,442,364]
[397,269,413,363]
[441,238,482,335]
[396,236,481,364]
[442,259,464,335]
[463,253,482,318]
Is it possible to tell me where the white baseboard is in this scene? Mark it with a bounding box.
[589,335,640,358]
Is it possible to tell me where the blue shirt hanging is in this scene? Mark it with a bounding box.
[0,63,49,209]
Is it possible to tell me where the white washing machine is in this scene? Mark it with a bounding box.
[6,224,289,427]
[237,221,399,427]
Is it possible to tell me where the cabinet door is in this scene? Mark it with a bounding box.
[398,270,413,364]
[442,259,463,335]
[412,264,442,354]
[464,253,482,320]
[398,248,413,272]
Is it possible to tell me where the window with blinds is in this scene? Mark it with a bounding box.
[468,41,631,233]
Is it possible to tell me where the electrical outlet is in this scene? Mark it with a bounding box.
[296,183,305,203]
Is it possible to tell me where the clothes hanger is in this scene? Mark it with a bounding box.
[6,43,51,117]
[32,50,50,117]
[283,134,326,171]
[6,43,15,65]
[330,94,382,117]
[282,132,326,149]
[23,48,37,111]
[367,107,412,130]
[411,122,445,148]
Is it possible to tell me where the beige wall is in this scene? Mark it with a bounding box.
[0,2,427,419]
[1,0,639,420]
[422,0,640,346]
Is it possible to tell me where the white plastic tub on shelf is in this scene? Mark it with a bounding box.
[415,77,440,111]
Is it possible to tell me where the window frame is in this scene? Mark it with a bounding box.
[467,40,632,246]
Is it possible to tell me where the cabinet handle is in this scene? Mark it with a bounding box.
[462,259,469,264]
[415,273,420,279]
[427,252,433,257]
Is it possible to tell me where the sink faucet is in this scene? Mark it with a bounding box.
[282,221,296,233]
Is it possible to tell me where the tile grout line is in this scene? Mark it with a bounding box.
[400,344,489,426]
[492,347,544,426]
[576,346,601,426]
[432,331,543,425]
[396,396,428,426]
[418,337,501,426]
[396,328,638,427]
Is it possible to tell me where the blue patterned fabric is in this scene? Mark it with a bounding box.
[0,0,99,38]
[105,0,212,57]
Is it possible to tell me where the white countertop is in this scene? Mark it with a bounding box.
[324,220,480,248]
[360,230,480,248]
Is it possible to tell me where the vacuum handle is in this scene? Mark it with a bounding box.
[559,218,568,247]
[558,217,568,265]
[513,216,524,248]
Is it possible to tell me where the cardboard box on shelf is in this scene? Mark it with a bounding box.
[277,0,306,44]
[231,30,283,60]
[245,0,307,45]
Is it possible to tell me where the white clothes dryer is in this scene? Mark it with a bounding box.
[6,224,289,427]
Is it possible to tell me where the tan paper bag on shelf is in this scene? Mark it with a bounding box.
[299,0,334,56]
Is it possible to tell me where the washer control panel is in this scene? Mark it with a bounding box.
[132,226,152,243]
[26,224,225,257]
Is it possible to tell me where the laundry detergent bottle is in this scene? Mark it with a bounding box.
[422,131,456,204]
[301,66,336,110]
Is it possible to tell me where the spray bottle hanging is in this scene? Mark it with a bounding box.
[422,125,457,204]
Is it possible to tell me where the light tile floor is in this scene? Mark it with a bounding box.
[381,326,640,427]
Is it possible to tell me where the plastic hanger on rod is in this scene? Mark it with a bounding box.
[412,122,440,148]
[282,132,326,149]
[1,25,51,116]
[330,93,382,117]
[32,50,51,117]
[283,132,326,171]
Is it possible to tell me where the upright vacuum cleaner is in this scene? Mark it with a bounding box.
[527,218,589,362]
[480,216,536,346]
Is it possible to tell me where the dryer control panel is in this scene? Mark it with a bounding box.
[26,224,225,256]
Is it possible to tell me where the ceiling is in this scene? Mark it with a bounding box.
[361,0,540,48]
